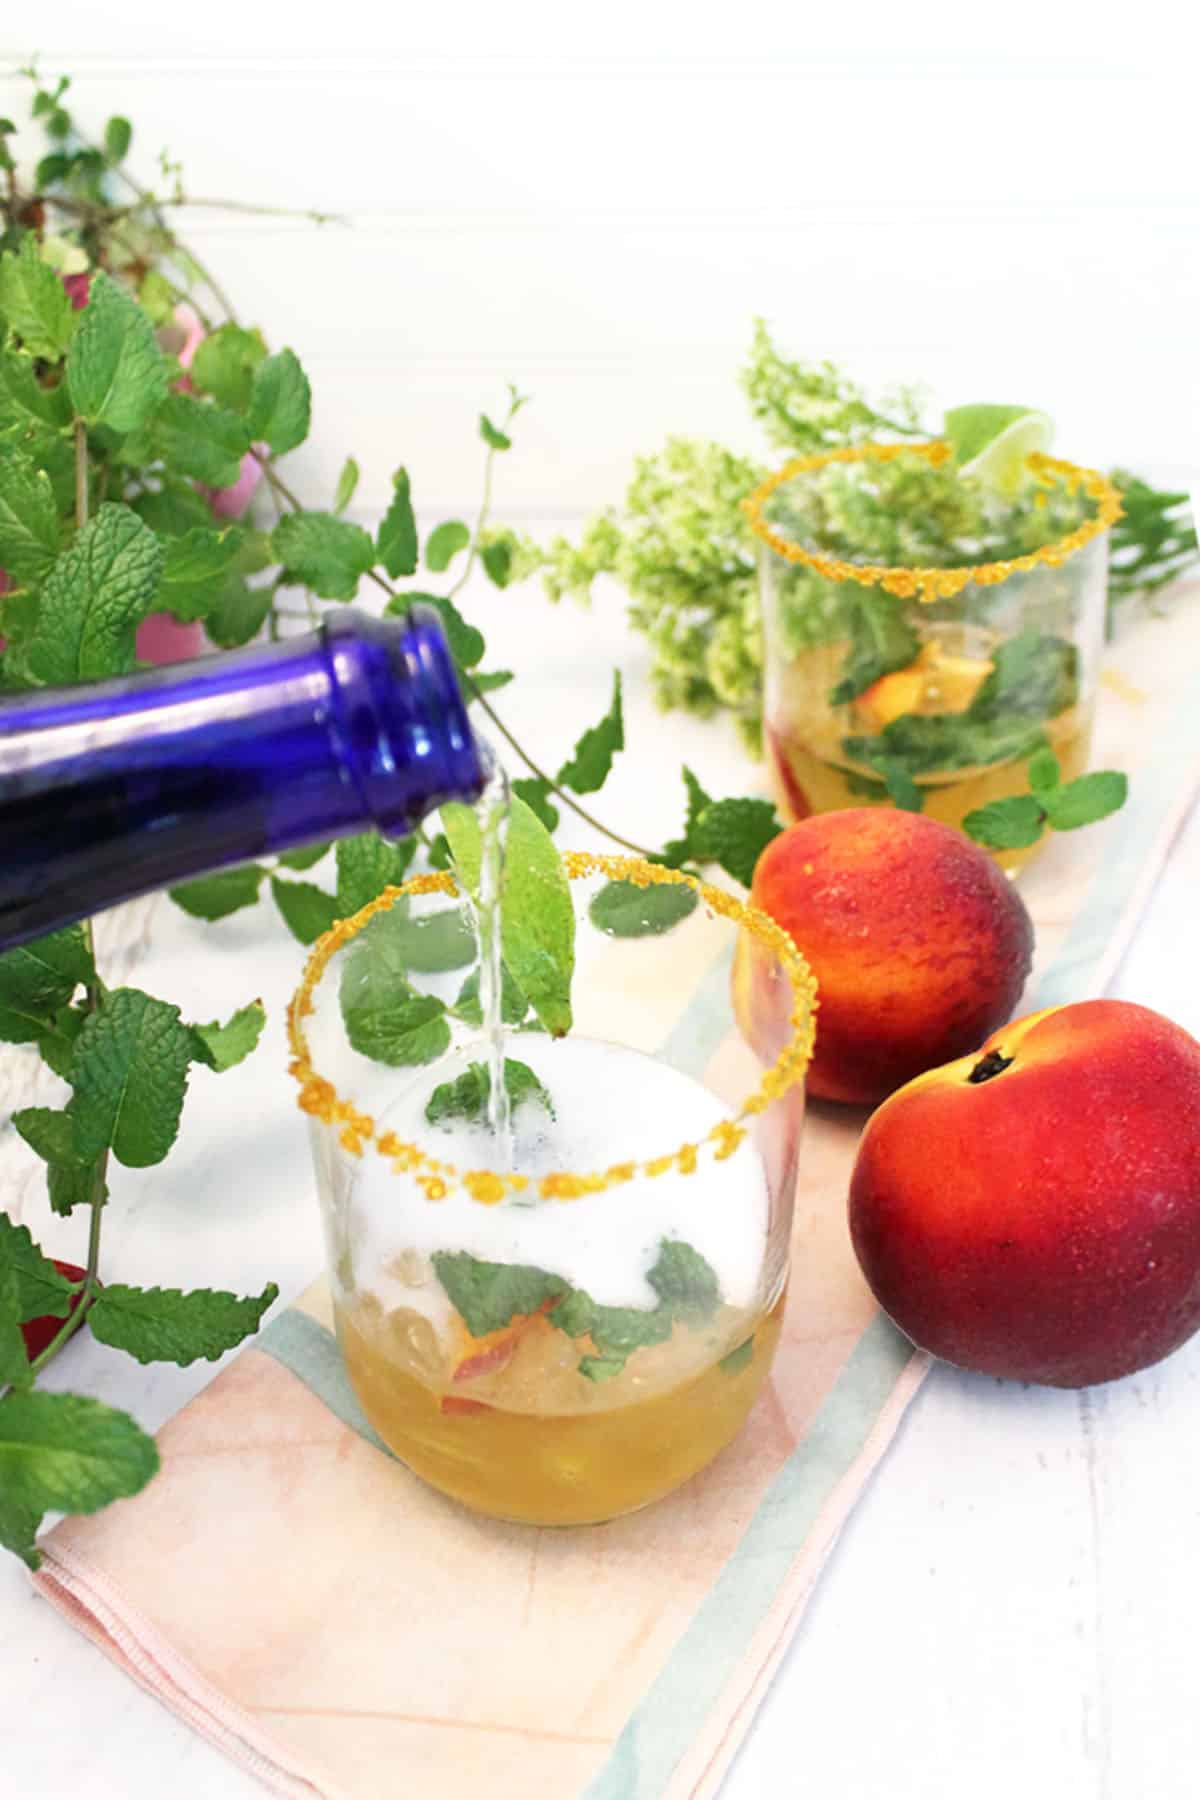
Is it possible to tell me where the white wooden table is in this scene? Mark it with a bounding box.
[2,573,1197,1800]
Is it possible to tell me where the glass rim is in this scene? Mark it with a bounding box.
[742,440,1123,603]
[286,850,819,1207]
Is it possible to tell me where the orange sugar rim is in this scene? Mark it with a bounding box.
[286,851,818,1206]
[742,441,1123,603]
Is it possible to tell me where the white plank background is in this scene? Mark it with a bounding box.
[1,9,1199,1799]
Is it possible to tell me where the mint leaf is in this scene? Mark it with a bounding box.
[150,393,252,488]
[0,341,73,431]
[130,480,215,538]
[88,1280,278,1366]
[480,539,512,587]
[691,797,782,888]
[383,906,476,974]
[1028,748,1061,795]
[431,1251,567,1337]
[24,504,165,684]
[589,880,698,937]
[0,236,76,362]
[557,671,624,794]
[579,1356,625,1382]
[646,1239,721,1321]
[868,755,924,813]
[511,777,559,833]
[659,766,714,867]
[103,115,132,162]
[0,926,92,1044]
[270,876,338,945]
[425,1058,553,1128]
[1040,770,1128,831]
[278,841,332,872]
[247,347,311,454]
[377,467,418,577]
[335,831,417,915]
[425,520,470,573]
[204,574,273,649]
[48,1161,105,1219]
[0,1214,75,1322]
[137,268,174,324]
[829,592,921,707]
[968,631,1078,723]
[169,863,267,920]
[67,987,195,1168]
[333,455,360,514]
[469,669,515,695]
[0,1390,158,1515]
[452,964,530,1028]
[843,713,1048,780]
[962,794,1046,850]
[66,270,164,428]
[189,1000,266,1073]
[36,1002,88,1079]
[156,525,245,622]
[189,323,267,414]
[0,444,60,584]
[0,1268,34,1391]
[479,414,512,451]
[339,913,451,1065]
[387,592,485,671]
[719,1337,754,1375]
[272,510,375,601]
[11,1106,85,1168]
[442,793,575,1036]
[0,1493,43,1570]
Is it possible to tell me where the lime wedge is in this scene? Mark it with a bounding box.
[944,404,1053,495]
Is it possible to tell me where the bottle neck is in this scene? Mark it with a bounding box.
[0,607,486,950]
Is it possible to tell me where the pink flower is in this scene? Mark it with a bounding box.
[61,272,90,310]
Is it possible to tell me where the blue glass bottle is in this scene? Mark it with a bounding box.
[0,606,487,950]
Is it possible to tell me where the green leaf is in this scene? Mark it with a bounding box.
[691,797,782,888]
[1028,748,1061,795]
[387,591,485,671]
[479,414,511,451]
[168,863,267,921]
[557,671,624,795]
[377,467,418,577]
[380,904,476,974]
[34,152,71,187]
[67,987,195,1169]
[0,342,72,431]
[103,115,132,162]
[247,347,311,455]
[868,756,925,813]
[66,270,165,428]
[335,831,418,916]
[719,1336,754,1375]
[0,1389,158,1516]
[469,669,515,696]
[0,445,60,584]
[431,1251,568,1338]
[452,964,530,1029]
[189,1001,266,1073]
[22,504,164,685]
[829,593,921,707]
[425,1058,553,1128]
[36,1002,88,1079]
[0,236,76,362]
[659,765,715,866]
[88,1280,278,1367]
[511,777,559,833]
[129,480,215,538]
[0,1493,44,1569]
[0,1214,75,1322]
[589,879,699,938]
[48,1161,104,1219]
[278,840,332,872]
[0,926,93,1044]
[480,539,512,587]
[272,510,375,601]
[646,1239,721,1321]
[270,876,338,945]
[578,1355,625,1383]
[1040,770,1128,832]
[333,454,360,514]
[967,631,1078,724]
[843,714,1048,781]
[150,393,252,488]
[204,575,273,649]
[339,914,451,1065]
[962,794,1046,850]
[425,520,470,573]
[0,1269,32,1391]
[442,792,575,1036]
[156,525,245,622]
[137,268,175,326]
[11,1106,85,1168]
[189,323,267,414]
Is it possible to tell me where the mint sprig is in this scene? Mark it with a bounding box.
[965,754,1128,851]
[425,1058,553,1128]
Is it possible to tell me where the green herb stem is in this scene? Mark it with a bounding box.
[73,416,88,530]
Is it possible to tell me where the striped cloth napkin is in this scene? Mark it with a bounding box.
[30,588,1200,1800]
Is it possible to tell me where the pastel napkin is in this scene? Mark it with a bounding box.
[30,588,1200,1800]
